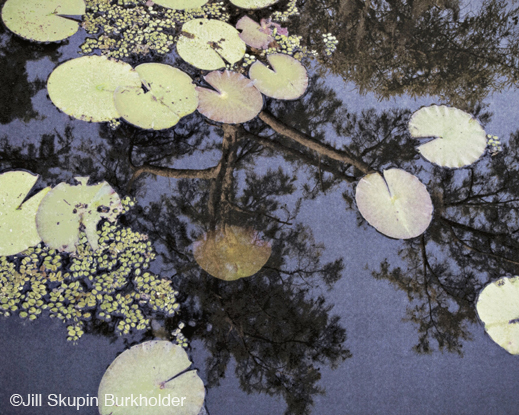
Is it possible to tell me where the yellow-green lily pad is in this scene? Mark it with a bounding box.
[153,0,208,9]
[177,19,246,70]
[196,71,263,124]
[193,225,272,281]
[408,105,487,168]
[1,0,85,42]
[98,341,205,415]
[249,53,308,100]
[47,56,141,122]
[36,177,122,253]
[115,63,198,130]
[230,0,279,9]
[0,171,50,256]
[355,169,433,240]
[476,276,519,355]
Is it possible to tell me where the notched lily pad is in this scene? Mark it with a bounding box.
[355,168,433,240]
[476,276,519,355]
[230,0,279,9]
[193,225,272,281]
[47,56,141,122]
[236,16,272,49]
[249,53,308,100]
[36,177,122,253]
[153,0,208,9]
[98,341,205,415]
[177,19,246,70]
[196,71,263,124]
[0,171,50,256]
[115,63,198,130]
[408,105,487,168]
[1,0,86,42]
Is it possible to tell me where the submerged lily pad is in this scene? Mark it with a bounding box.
[0,171,50,256]
[476,276,519,355]
[1,0,85,42]
[153,0,208,9]
[193,225,272,281]
[177,19,246,70]
[236,16,272,49]
[36,177,122,253]
[230,0,279,9]
[355,169,433,240]
[115,63,198,130]
[408,105,487,168]
[196,71,263,124]
[47,56,140,122]
[98,341,205,415]
[249,53,308,100]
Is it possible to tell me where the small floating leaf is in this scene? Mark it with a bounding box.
[476,276,519,355]
[98,341,205,415]
[114,63,198,130]
[193,225,272,281]
[152,0,208,9]
[196,71,263,124]
[230,0,279,9]
[236,16,272,49]
[355,169,433,239]
[408,105,487,168]
[36,177,122,253]
[177,19,246,70]
[1,0,85,42]
[0,171,50,256]
[249,53,308,100]
[47,56,141,122]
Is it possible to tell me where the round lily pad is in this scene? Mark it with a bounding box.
[408,105,487,168]
[177,19,246,70]
[249,53,308,100]
[236,16,272,49]
[98,341,205,415]
[47,56,141,122]
[476,276,519,355]
[230,0,279,9]
[193,226,272,281]
[1,0,85,42]
[0,171,50,256]
[355,168,433,240]
[115,63,198,130]
[153,0,208,9]
[36,177,122,253]
[196,71,263,124]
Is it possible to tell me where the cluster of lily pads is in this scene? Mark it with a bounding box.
[0,172,179,341]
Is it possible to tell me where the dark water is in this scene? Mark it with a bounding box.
[1,0,519,414]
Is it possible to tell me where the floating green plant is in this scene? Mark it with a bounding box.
[230,0,279,10]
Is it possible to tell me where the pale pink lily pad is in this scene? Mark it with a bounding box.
[249,53,308,100]
[355,169,433,240]
[236,16,272,49]
[196,71,263,124]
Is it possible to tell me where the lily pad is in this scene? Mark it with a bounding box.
[1,0,85,42]
[177,19,246,70]
[476,276,519,355]
[408,105,487,168]
[236,16,272,49]
[193,225,272,281]
[196,71,263,124]
[153,0,208,9]
[98,341,205,415]
[230,0,279,9]
[249,53,308,100]
[355,168,433,240]
[36,177,122,253]
[0,171,50,256]
[114,63,198,130]
[47,56,141,122]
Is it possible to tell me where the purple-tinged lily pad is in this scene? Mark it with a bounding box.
[236,16,272,49]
